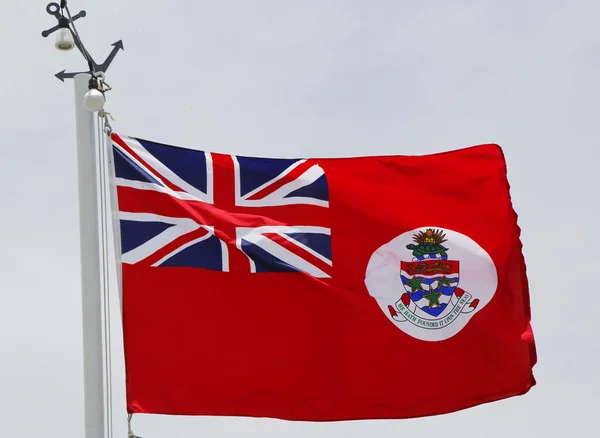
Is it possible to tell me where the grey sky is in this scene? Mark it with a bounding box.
[1,0,598,436]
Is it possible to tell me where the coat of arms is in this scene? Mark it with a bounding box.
[389,229,479,329]
[364,226,498,341]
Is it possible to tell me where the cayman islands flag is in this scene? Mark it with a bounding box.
[109,133,537,421]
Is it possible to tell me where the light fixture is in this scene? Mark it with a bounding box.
[83,77,106,112]
[55,16,75,51]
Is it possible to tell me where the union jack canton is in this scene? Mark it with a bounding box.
[111,134,332,278]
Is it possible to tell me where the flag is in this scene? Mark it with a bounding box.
[110,132,536,421]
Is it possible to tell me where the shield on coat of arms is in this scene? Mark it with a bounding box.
[400,259,460,317]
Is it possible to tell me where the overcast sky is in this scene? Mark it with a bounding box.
[1,0,598,436]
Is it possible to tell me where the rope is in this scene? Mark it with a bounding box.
[97,113,114,438]
[127,414,135,438]
[63,2,95,73]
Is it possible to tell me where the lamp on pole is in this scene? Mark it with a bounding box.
[42,2,124,437]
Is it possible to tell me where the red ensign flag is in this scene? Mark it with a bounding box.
[111,132,536,421]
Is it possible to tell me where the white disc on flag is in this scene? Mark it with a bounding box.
[364,226,498,342]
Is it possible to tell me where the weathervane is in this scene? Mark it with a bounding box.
[42,0,123,112]
[42,1,124,82]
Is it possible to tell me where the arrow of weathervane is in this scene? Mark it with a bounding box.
[54,40,124,82]
[96,40,124,73]
[55,69,90,82]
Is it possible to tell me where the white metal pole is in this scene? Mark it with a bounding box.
[74,73,106,438]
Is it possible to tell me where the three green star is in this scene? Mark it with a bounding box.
[406,277,424,293]
[423,285,442,308]
[438,276,451,288]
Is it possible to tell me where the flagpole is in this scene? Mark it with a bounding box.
[74,72,106,438]
[42,1,124,434]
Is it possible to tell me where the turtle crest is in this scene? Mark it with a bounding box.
[406,228,448,257]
